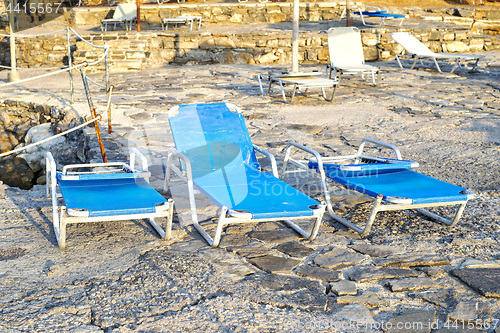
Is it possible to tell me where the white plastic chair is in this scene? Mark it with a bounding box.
[326,27,379,86]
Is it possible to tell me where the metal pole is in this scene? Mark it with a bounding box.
[8,0,20,82]
[136,0,141,32]
[346,0,351,27]
[67,27,74,103]
[291,0,299,73]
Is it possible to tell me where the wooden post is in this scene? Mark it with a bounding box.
[346,0,351,27]
[136,0,141,32]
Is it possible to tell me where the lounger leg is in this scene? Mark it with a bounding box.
[327,194,383,237]
[395,55,405,70]
[432,58,444,73]
[212,207,228,247]
[59,207,67,250]
[449,60,459,74]
[147,199,173,240]
[283,204,325,241]
[415,201,467,227]
[322,84,337,102]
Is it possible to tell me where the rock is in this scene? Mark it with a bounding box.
[349,243,404,258]
[451,268,500,298]
[349,266,418,283]
[415,266,446,278]
[314,247,367,269]
[375,253,450,268]
[295,265,341,282]
[447,301,492,325]
[0,131,19,153]
[0,157,34,189]
[329,280,357,296]
[387,277,443,292]
[21,150,45,173]
[336,291,390,308]
[249,255,301,274]
[248,229,298,244]
[274,242,315,258]
[332,304,376,325]
[459,258,500,269]
[230,245,272,258]
[24,122,52,143]
[385,310,436,333]
[218,233,249,248]
[0,247,27,261]
[408,289,455,309]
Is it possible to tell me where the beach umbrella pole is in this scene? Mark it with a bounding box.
[292,0,299,73]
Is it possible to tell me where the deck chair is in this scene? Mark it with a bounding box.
[164,103,325,247]
[391,32,483,74]
[281,138,474,237]
[46,148,173,249]
[257,71,338,104]
[326,27,379,86]
[339,6,405,27]
[100,3,137,31]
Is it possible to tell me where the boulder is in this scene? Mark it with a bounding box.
[0,157,34,190]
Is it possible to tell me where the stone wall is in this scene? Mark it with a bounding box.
[1,27,498,72]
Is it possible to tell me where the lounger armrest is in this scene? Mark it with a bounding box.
[282,142,327,177]
[253,144,279,177]
[130,147,149,172]
[364,6,382,12]
[166,148,194,182]
[357,137,402,160]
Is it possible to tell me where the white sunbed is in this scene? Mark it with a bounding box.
[161,16,202,31]
[100,3,137,32]
[257,71,338,104]
[391,32,483,74]
[326,27,379,86]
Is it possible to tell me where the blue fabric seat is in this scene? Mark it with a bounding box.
[166,103,325,247]
[282,138,474,237]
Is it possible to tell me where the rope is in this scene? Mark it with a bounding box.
[85,75,107,89]
[0,115,101,159]
[0,46,108,89]
[69,27,107,49]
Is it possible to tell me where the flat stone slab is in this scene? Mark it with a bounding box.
[248,229,298,244]
[314,247,367,269]
[230,245,273,258]
[274,242,315,258]
[387,277,443,292]
[415,266,446,279]
[375,253,450,268]
[451,268,500,298]
[408,289,455,309]
[336,291,390,308]
[295,265,341,282]
[248,255,301,274]
[218,233,249,248]
[349,266,418,283]
[332,304,376,325]
[447,301,493,325]
[385,310,436,333]
[329,280,357,296]
[349,243,404,258]
[241,272,327,312]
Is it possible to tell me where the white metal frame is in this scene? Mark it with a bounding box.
[281,138,474,237]
[164,103,325,247]
[257,72,338,104]
[100,3,137,31]
[46,148,173,249]
[161,16,202,31]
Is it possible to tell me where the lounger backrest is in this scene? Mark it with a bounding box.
[391,32,435,56]
[327,27,365,67]
[169,103,260,177]
[113,3,137,20]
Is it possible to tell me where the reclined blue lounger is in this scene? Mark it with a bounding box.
[282,138,474,237]
[164,103,325,247]
[46,148,173,249]
[339,6,405,27]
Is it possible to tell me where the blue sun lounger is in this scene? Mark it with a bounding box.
[282,138,474,237]
[46,148,173,249]
[164,103,325,247]
[339,6,406,27]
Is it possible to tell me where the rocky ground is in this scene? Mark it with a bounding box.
[0,49,499,332]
